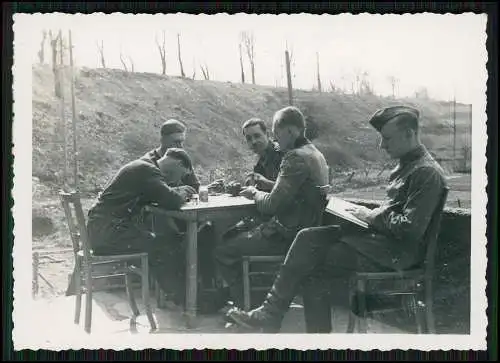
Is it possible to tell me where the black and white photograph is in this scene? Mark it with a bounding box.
[12,12,488,351]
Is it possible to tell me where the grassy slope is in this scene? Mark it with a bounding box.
[32,65,471,192]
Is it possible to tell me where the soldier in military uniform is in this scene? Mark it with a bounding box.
[214,106,330,309]
[86,148,197,300]
[141,118,200,192]
[226,105,448,333]
[242,117,285,192]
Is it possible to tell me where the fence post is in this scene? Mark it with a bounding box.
[32,251,40,298]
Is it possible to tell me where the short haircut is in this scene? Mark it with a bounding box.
[164,148,193,170]
[273,106,306,131]
[392,113,419,133]
[242,118,267,134]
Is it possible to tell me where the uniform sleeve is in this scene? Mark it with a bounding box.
[254,152,308,215]
[142,166,185,210]
[370,166,445,242]
[182,168,201,193]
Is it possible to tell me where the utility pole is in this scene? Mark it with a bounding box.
[58,30,68,190]
[285,49,293,105]
[452,96,457,170]
[316,52,322,93]
[69,30,79,191]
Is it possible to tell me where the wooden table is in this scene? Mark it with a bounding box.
[146,194,256,328]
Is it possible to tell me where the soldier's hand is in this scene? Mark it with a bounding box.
[345,205,373,223]
[175,185,197,201]
[239,186,257,200]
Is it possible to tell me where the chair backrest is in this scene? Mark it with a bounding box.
[59,191,93,263]
[421,187,450,273]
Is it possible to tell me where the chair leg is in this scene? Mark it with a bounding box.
[347,277,357,333]
[84,262,93,334]
[414,295,426,334]
[141,255,157,331]
[125,273,140,317]
[74,256,82,325]
[424,279,436,334]
[154,280,165,309]
[357,279,368,333]
[242,259,251,312]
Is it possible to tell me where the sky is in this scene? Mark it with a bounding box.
[18,12,486,104]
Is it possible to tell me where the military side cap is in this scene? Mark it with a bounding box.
[160,119,186,136]
[368,106,420,131]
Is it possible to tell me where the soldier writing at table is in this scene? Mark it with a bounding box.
[86,148,196,304]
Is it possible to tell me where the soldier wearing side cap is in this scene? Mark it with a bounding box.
[225,105,448,333]
[142,119,200,192]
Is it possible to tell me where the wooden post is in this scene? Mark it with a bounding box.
[285,50,293,106]
[58,30,68,190]
[452,97,456,170]
[69,30,79,191]
[316,52,322,93]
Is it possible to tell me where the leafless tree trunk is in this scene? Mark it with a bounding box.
[96,40,106,68]
[242,31,255,84]
[285,48,293,105]
[192,58,196,80]
[177,33,185,78]
[329,80,336,93]
[49,30,61,97]
[387,75,398,98]
[38,30,47,64]
[127,56,134,72]
[200,63,210,80]
[119,46,128,72]
[360,71,373,95]
[238,42,245,83]
[155,31,166,75]
[316,52,322,93]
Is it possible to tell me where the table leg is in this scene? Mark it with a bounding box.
[185,220,198,328]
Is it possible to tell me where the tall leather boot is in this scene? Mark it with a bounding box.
[226,266,298,333]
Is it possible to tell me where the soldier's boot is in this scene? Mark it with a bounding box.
[226,266,297,333]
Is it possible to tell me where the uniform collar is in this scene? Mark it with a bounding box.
[399,144,427,165]
[293,136,310,149]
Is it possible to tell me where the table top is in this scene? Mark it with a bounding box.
[147,193,255,216]
[181,194,255,211]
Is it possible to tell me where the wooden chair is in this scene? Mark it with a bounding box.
[59,191,157,334]
[347,187,449,334]
[242,255,285,311]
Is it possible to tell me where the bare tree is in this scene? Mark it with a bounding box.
[120,51,128,72]
[127,55,135,72]
[387,75,399,98]
[238,42,245,83]
[155,31,166,75]
[49,30,61,97]
[316,52,322,93]
[360,71,373,95]
[96,40,106,68]
[200,63,210,80]
[38,30,47,64]
[191,58,196,80]
[329,80,336,93]
[177,33,185,78]
[242,31,256,84]
[354,68,362,94]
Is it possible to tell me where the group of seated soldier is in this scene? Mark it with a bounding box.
[85,104,448,333]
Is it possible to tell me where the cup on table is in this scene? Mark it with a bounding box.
[199,186,209,202]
